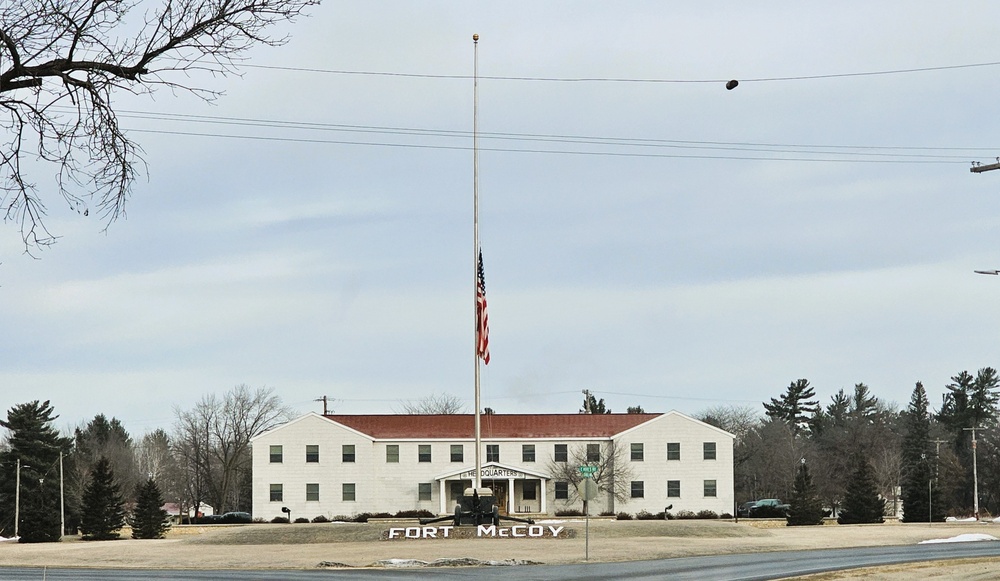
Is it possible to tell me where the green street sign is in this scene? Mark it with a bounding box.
[578,465,598,475]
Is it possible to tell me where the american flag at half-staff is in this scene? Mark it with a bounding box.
[476,249,490,365]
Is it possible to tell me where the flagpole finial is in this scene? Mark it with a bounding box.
[473,33,479,42]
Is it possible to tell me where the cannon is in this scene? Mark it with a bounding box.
[420,487,535,526]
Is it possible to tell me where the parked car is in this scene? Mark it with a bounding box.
[748,499,790,518]
[220,511,253,524]
[736,501,756,518]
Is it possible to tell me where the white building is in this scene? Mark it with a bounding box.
[251,411,734,520]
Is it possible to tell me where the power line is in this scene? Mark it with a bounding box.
[125,128,965,164]
[238,60,1000,84]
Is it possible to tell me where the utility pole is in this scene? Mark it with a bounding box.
[971,159,1000,173]
[314,396,329,415]
[963,427,980,519]
[14,459,20,539]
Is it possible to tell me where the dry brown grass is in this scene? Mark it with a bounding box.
[0,518,997,579]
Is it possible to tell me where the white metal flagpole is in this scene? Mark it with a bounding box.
[472,32,482,491]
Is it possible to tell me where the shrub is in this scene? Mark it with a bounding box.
[294,517,310,523]
[636,510,659,520]
[330,515,352,523]
[616,512,633,520]
[352,512,392,523]
[675,510,697,520]
[393,510,435,519]
[664,511,675,520]
[555,509,584,517]
[720,513,733,520]
[311,515,330,523]
[696,510,719,520]
[599,511,616,517]
[270,517,289,524]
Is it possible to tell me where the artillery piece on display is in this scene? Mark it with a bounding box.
[420,487,535,527]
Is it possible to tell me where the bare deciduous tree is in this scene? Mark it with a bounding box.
[396,393,466,415]
[546,441,632,515]
[173,384,290,515]
[0,0,318,250]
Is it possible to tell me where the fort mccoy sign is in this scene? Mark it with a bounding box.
[385,524,569,540]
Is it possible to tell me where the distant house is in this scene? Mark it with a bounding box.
[251,411,734,520]
[161,502,215,524]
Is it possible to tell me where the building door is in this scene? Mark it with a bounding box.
[484,480,508,514]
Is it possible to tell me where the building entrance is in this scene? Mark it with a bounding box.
[483,480,508,514]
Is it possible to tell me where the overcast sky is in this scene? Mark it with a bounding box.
[5,1,1000,435]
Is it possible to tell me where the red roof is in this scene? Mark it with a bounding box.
[322,413,662,439]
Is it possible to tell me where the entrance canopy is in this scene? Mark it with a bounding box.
[432,462,550,515]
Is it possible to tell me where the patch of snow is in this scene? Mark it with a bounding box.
[369,558,540,568]
[0,536,18,543]
[919,533,999,544]
[373,559,429,568]
[945,516,978,522]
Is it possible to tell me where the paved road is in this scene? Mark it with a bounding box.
[2,541,999,580]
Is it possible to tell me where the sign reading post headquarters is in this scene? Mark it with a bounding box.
[461,467,525,480]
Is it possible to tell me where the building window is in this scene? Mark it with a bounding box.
[343,483,356,502]
[522,444,535,462]
[451,444,464,462]
[269,445,283,463]
[269,483,283,502]
[586,444,600,463]
[631,481,644,499]
[703,442,717,461]
[554,444,568,463]
[306,483,319,502]
[704,480,717,498]
[523,481,537,500]
[667,442,680,461]
[418,483,432,502]
[418,445,432,463]
[667,480,680,498]
[450,481,465,500]
[630,443,644,461]
[386,444,399,463]
[486,444,499,463]
[555,481,569,500]
[342,444,355,463]
[306,445,319,463]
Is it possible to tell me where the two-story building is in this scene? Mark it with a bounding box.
[251,411,734,520]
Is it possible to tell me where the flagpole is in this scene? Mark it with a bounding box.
[472,32,482,491]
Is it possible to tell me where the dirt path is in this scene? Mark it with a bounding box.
[0,519,997,578]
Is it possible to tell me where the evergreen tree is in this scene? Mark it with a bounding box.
[786,461,825,526]
[837,453,885,524]
[131,478,170,539]
[0,400,72,542]
[764,379,819,434]
[79,457,125,540]
[900,382,942,522]
[580,393,611,414]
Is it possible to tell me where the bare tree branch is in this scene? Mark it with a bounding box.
[0,0,319,251]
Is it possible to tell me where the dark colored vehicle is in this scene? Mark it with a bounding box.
[220,511,252,523]
[748,498,790,518]
[736,501,756,518]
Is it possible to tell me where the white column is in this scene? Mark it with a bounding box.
[508,478,514,513]
[540,479,547,515]
[439,479,447,515]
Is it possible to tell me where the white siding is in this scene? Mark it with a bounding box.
[251,411,735,520]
